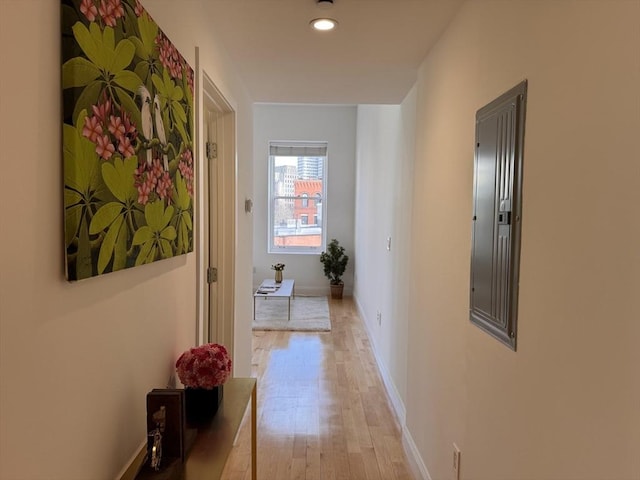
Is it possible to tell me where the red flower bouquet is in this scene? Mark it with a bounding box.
[175,343,232,389]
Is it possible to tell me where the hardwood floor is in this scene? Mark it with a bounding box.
[221,297,415,480]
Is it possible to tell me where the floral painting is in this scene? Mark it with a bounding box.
[61,0,194,281]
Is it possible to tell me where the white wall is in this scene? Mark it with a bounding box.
[0,1,253,478]
[353,96,417,421]
[401,1,640,479]
[252,105,357,295]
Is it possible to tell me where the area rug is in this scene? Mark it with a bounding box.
[253,295,331,331]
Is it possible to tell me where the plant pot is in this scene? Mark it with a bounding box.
[330,283,344,299]
[275,270,283,283]
[184,385,223,426]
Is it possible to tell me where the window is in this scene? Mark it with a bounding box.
[268,141,327,253]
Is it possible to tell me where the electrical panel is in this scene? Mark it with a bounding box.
[470,80,527,350]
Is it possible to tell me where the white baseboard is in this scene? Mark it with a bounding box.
[402,428,433,480]
[353,294,432,480]
[353,295,406,424]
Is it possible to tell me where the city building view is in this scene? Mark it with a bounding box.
[271,156,325,248]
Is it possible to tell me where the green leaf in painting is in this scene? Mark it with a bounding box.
[145,200,173,231]
[72,22,101,67]
[97,215,124,274]
[114,86,142,134]
[76,216,94,281]
[63,123,100,194]
[161,206,175,232]
[174,172,190,210]
[135,239,154,266]
[90,202,124,234]
[130,36,146,59]
[72,80,103,126]
[112,70,142,93]
[159,239,172,258]
[151,73,165,95]
[175,121,189,146]
[134,62,150,86]
[171,86,184,103]
[100,24,116,57]
[62,57,101,88]
[64,188,83,208]
[101,156,138,203]
[136,13,158,59]
[160,226,177,241]
[172,101,187,124]
[113,223,128,271]
[132,225,154,246]
[182,212,193,231]
[109,39,135,73]
[65,203,83,248]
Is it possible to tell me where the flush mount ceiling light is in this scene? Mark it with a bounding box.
[310,0,337,31]
[310,17,338,31]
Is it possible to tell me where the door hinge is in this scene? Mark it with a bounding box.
[207,267,218,284]
[206,142,217,160]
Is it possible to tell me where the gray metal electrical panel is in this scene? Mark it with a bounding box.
[470,80,527,350]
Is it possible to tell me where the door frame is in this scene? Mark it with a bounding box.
[195,50,236,361]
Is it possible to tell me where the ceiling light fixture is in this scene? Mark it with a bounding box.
[310,17,338,31]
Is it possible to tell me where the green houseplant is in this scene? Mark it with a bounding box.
[320,239,349,299]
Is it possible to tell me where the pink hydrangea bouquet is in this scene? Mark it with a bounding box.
[175,343,232,389]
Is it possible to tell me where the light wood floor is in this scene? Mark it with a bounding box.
[221,297,415,480]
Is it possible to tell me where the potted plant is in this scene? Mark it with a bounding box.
[175,343,232,425]
[319,239,349,299]
[271,263,285,283]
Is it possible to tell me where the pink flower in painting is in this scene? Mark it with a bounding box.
[95,135,115,160]
[80,0,98,22]
[91,98,111,123]
[185,67,194,97]
[108,115,126,141]
[111,0,124,18]
[178,149,194,197]
[98,0,116,27]
[82,115,103,143]
[151,158,164,179]
[134,157,176,204]
[98,0,124,27]
[134,0,145,17]
[156,33,186,81]
[156,171,173,202]
[176,343,232,389]
[117,136,135,158]
[120,109,137,140]
[136,180,152,205]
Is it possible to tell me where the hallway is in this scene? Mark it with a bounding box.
[221,298,414,480]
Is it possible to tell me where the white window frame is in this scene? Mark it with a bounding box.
[268,141,328,254]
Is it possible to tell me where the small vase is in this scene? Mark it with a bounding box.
[275,270,283,283]
[184,385,223,426]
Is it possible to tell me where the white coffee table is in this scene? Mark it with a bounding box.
[253,279,295,321]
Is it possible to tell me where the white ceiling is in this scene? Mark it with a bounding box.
[204,0,464,104]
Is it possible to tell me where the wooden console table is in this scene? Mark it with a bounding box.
[120,377,257,480]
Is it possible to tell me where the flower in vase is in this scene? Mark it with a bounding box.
[175,343,232,389]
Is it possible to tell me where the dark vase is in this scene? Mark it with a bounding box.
[184,385,223,426]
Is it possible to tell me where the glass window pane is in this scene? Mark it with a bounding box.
[272,198,322,248]
[269,148,326,253]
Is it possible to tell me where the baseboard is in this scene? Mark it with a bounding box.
[355,296,407,424]
[402,428,433,480]
[353,293,432,480]
[114,438,146,480]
